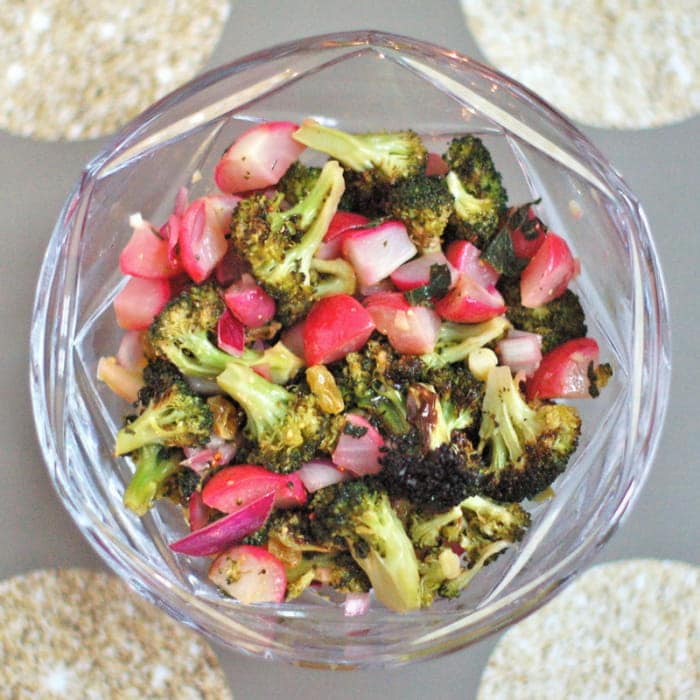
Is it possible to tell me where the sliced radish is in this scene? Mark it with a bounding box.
[332,414,385,476]
[114,276,170,330]
[202,465,307,512]
[390,252,457,291]
[214,121,306,194]
[216,309,245,356]
[280,320,306,362]
[511,208,547,259]
[303,294,375,366]
[445,240,500,288]
[341,220,417,286]
[119,219,181,279]
[434,275,506,323]
[223,274,276,328]
[96,356,143,403]
[181,436,238,472]
[425,152,449,176]
[297,459,351,493]
[188,491,211,532]
[169,490,275,556]
[316,211,370,260]
[496,331,543,377]
[343,592,371,617]
[364,292,441,355]
[160,214,181,268]
[527,337,600,400]
[209,544,287,604]
[179,194,240,283]
[520,232,576,308]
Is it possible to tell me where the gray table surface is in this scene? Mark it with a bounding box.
[2,2,698,698]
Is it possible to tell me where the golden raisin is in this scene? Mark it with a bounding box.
[305,365,345,414]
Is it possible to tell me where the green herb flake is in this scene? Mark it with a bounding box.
[343,422,369,438]
[404,263,452,306]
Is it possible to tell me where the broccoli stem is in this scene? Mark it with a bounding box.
[216,361,291,442]
[123,444,180,516]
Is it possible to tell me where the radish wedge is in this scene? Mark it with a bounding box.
[527,337,601,400]
[180,195,239,283]
[342,220,417,286]
[169,490,275,556]
[520,232,576,308]
[303,294,375,366]
[188,491,211,532]
[216,309,245,356]
[332,414,384,476]
[224,274,276,328]
[114,277,170,330]
[214,121,306,194]
[316,210,370,260]
[202,464,307,512]
[445,240,499,288]
[434,275,506,323]
[119,219,181,279]
[496,331,543,377]
[209,545,287,604]
[390,252,457,291]
[297,459,350,493]
[364,292,441,355]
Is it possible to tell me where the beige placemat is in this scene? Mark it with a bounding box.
[0,1,231,141]
[0,568,233,699]
[462,1,700,129]
[478,559,700,699]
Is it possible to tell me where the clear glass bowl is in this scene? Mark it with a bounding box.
[30,31,671,668]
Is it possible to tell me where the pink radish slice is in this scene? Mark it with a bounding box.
[425,152,449,176]
[496,331,543,377]
[445,240,499,288]
[434,275,506,323]
[341,220,417,287]
[119,220,181,279]
[214,121,306,194]
[188,492,211,532]
[169,490,275,556]
[216,309,245,356]
[116,330,147,372]
[332,414,384,476]
[208,545,287,604]
[390,252,457,291]
[316,211,370,260]
[114,277,171,330]
[179,194,239,283]
[224,274,276,328]
[202,465,307,512]
[520,232,576,308]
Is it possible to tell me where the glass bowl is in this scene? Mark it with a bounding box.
[30,31,670,668]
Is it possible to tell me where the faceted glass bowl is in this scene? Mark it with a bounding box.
[30,31,670,668]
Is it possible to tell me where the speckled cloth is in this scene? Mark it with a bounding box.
[478,559,700,699]
[0,568,233,699]
[0,1,231,141]
[462,1,700,129]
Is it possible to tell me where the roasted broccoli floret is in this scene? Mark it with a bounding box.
[309,479,421,612]
[378,383,482,510]
[477,365,581,502]
[285,550,371,600]
[333,337,410,436]
[277,160,322,206]
[123,444,182,515]
[418,546,462,607]
[417,316,511,370]
[385,173,453,253]
[293,118,427,185]
[114,365,212,455]
[228,159,345,325]
[499,278,587,353]
[216,361,341,473]
[444,135,508,248]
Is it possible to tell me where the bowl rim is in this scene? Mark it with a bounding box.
[29,29,672,668]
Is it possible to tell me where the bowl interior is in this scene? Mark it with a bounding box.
[31,31,670,668]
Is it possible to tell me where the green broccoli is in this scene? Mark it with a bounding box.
[285,551,371,600]
[443,135,508,248]
[114,363,212,455]
[477,365,581,502]
[277,160,322,206]
[418,546,462,607]
[216,361,341,473]
[293,118,427,185]
[499,278,587,353]
[228,159,346,325]
[385,173,453,253]
[123,444,182,516]
[309,479,421,612]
